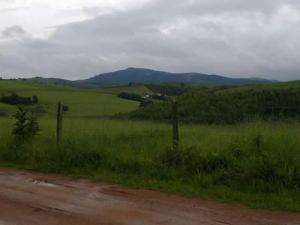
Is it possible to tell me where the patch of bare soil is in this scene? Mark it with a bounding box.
[0,168,299,225]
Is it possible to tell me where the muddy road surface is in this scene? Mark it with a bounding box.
[0,168,299,225]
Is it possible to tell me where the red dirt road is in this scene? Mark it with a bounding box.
[0,168,299,225]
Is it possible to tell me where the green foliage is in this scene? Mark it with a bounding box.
[128,84,300,124]
[1,93,38,105]
[118,92,144,102]
[12,106,39,144]
[158,145,299,192]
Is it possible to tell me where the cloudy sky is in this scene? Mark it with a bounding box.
[0,0,300,80]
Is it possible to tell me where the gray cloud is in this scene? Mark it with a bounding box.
[1,25,28,39]
[0,0,300,80]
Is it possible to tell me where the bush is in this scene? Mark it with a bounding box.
[1,93,39,105]
[12,106,39,144]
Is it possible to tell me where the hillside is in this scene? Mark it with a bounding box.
[22,77,74,86]
[15,68,276,88]
[76,67,275,87]
[127,81,300,124]
[101,84,153,95]
[0,80,139,117]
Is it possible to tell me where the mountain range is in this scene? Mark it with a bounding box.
[25,67,276,88]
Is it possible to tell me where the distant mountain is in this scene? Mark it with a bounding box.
[20,68,276,88]
[76,68,275,87]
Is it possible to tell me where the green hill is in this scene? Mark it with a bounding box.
[127,81,300,124]
[0,80,139,117]
[78,67,275,87]
[16,68,276,89]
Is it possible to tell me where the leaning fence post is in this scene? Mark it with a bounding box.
[56,101,63,146]
[172,98,179,151]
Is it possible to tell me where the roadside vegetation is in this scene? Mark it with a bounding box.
[0,79,299,211]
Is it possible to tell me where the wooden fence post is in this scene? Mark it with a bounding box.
[56,101,63,146]
[172,99,179,151]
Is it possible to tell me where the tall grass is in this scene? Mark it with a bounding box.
[0,118,299,211]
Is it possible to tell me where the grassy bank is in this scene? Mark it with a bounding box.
[0,117,299,211]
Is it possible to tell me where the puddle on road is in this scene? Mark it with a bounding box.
[27,179,58,188]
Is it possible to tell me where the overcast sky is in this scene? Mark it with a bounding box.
[0,0,300,80]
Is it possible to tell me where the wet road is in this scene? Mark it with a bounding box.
[0,168,299,225]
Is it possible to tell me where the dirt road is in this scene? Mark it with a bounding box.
[0,168,299,225]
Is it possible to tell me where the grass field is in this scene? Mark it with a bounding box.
[0,80,299,211]
[0,117,299,211]
[0,80,139,117]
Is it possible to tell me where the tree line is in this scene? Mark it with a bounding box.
[1,93,38,105]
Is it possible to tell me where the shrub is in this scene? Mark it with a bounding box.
[12,106,39,144]
[1,93,37,105]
